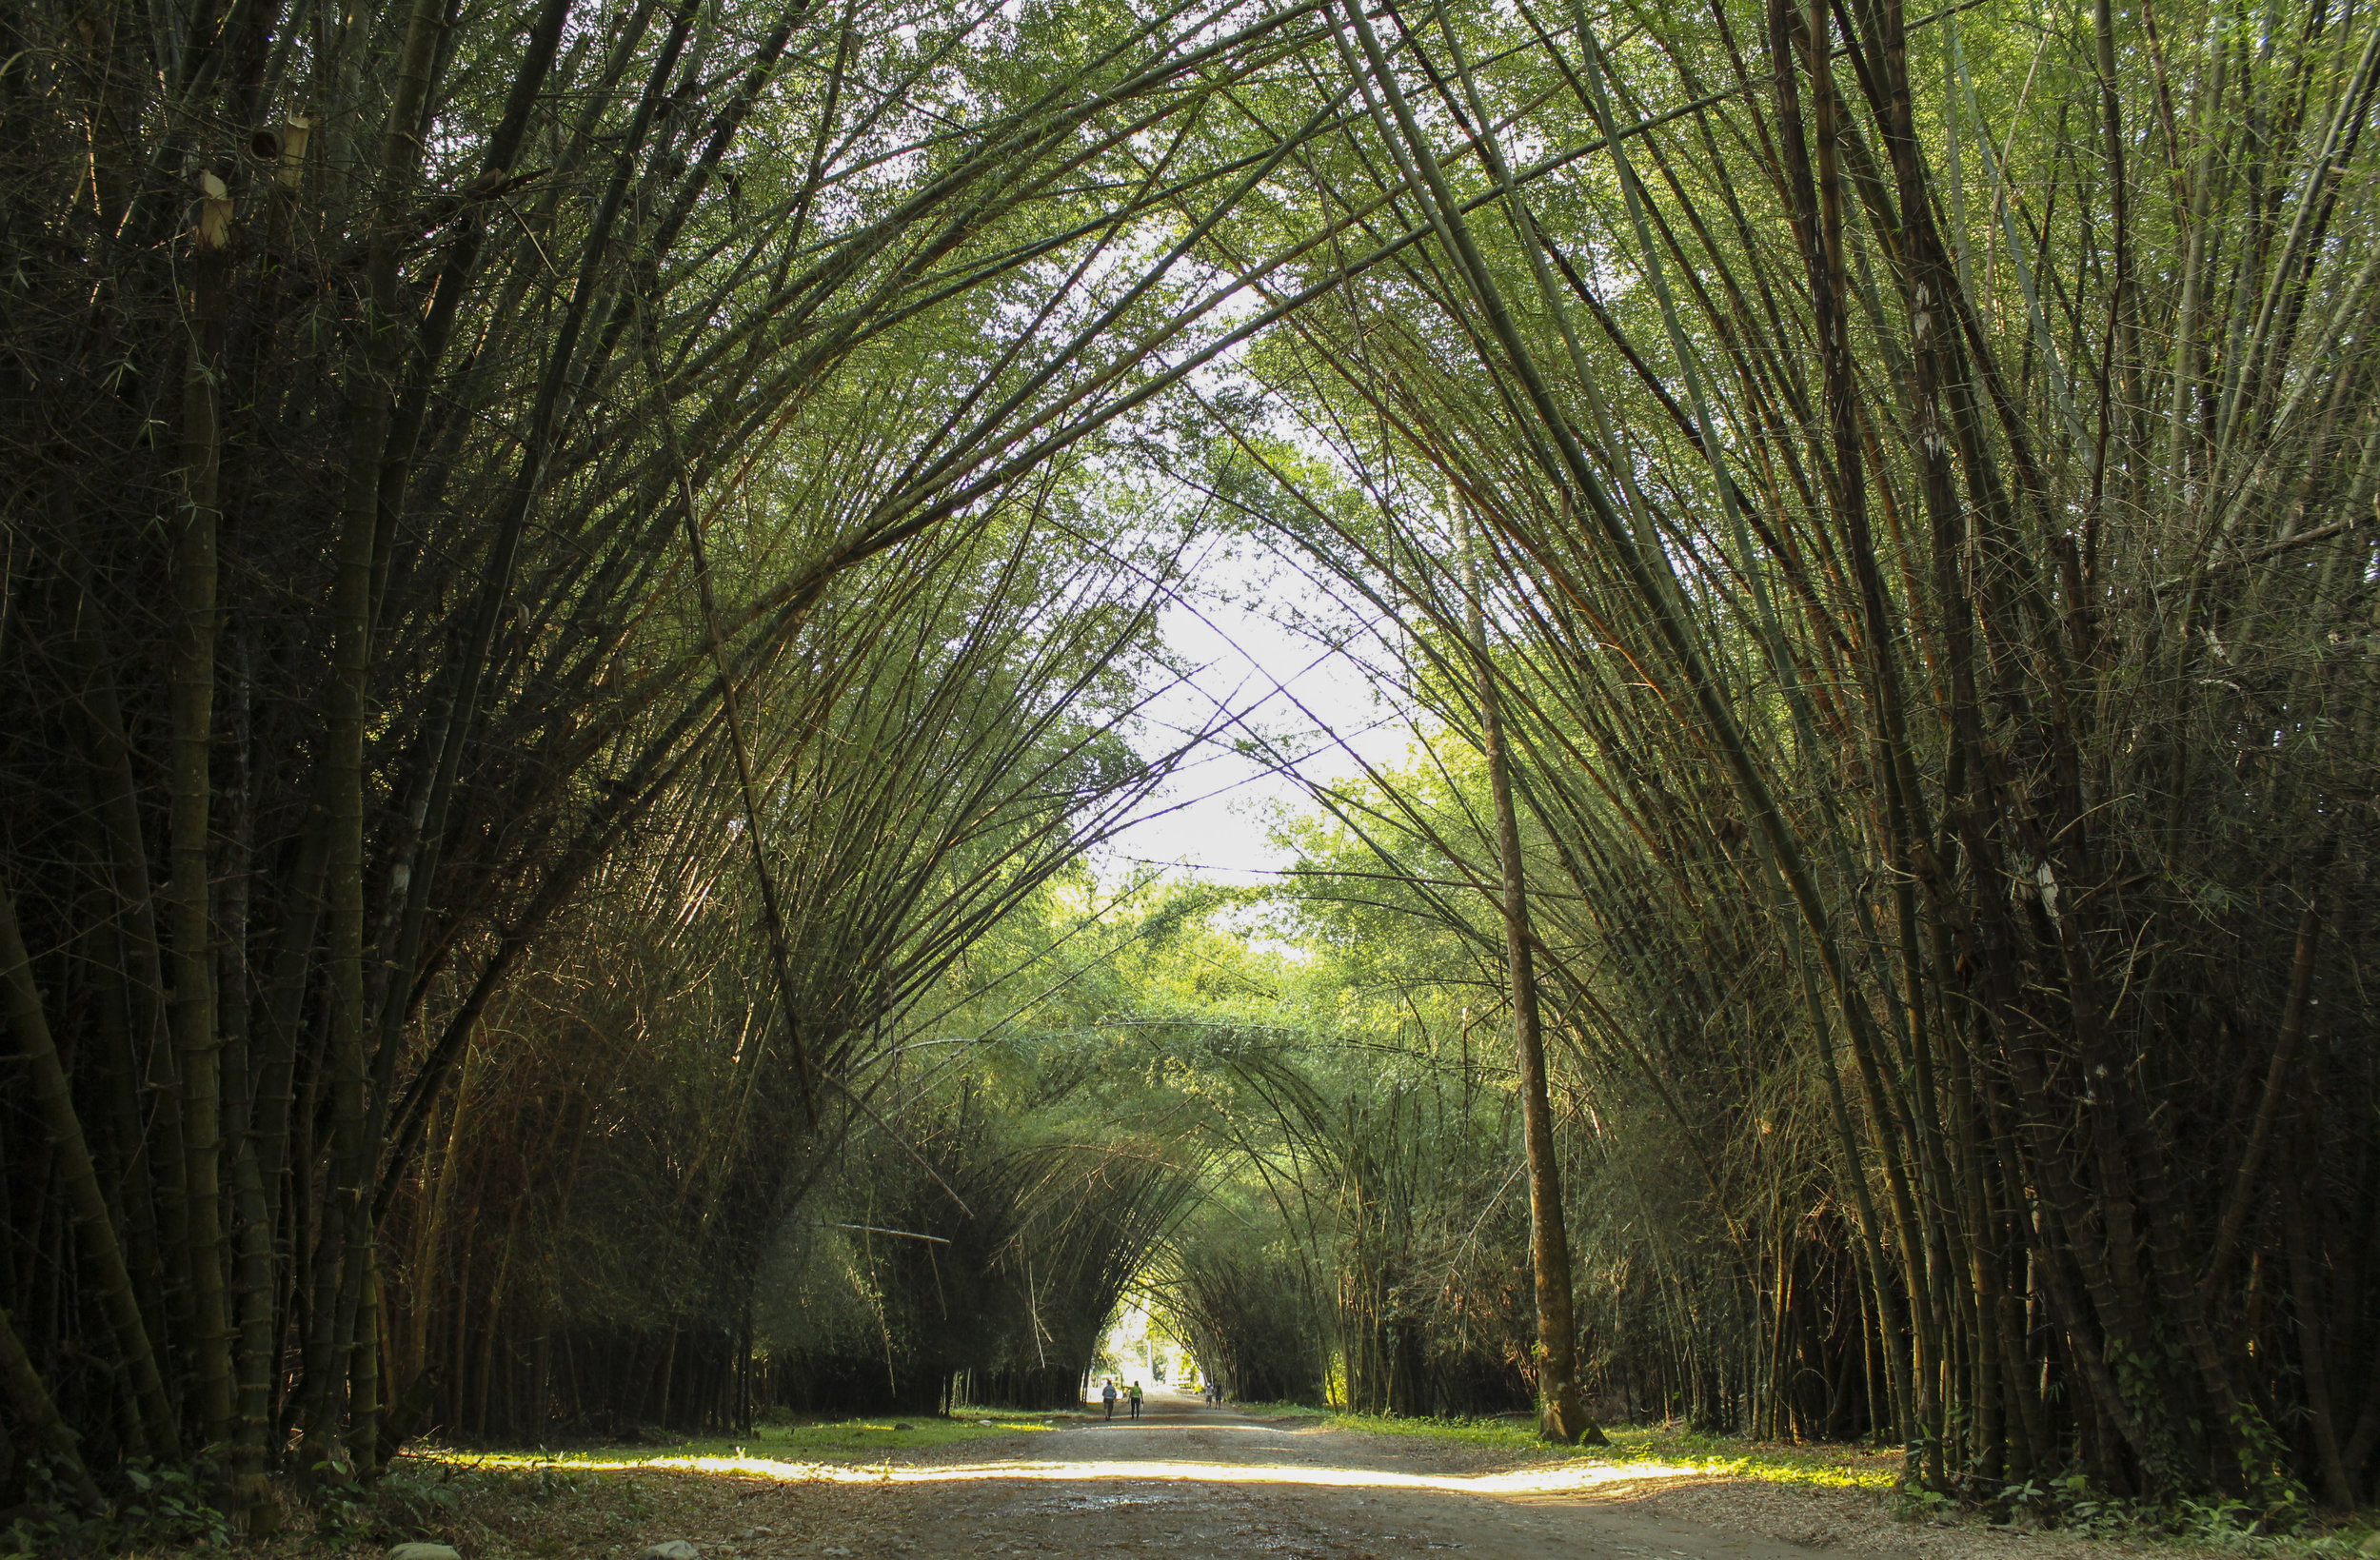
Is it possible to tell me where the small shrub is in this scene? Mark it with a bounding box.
[0,1457,233,1559]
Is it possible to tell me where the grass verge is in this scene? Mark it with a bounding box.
[1235,1407,1896,1491]
[1412,1419,1892,1490]
[441,1411,1055,1472]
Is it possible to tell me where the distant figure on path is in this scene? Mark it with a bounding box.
[1101,1378,1118,1418]
[1129,1381,1143,1419]
[1206,1378,1220,1406]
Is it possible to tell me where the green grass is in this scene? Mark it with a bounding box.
[1224,1400,1335,1421]
[438,1411,1054,1471]
[1285,1412,1899,1491]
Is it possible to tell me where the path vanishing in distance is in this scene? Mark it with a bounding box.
[690,1386,1892,1560]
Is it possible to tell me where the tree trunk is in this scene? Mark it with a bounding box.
[173,166,236,1475]
[0,877,182,1457]
[0,1303,106,1511]
[1463,522,1602,1449]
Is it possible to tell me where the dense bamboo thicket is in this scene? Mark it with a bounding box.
[758,1132,1199,1416]
[1162,1227,1333,1405]
[1160,0,2380,1514]
[1107,891,1889,1435]
[0,0,1331,1526]
[1199,1030,1544,1417]
[375,513,1189,1439]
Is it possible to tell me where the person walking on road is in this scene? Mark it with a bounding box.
[1206,1378,1220,1406]
[1101,1378,1118,1419]
[1128,1381,1143,1420]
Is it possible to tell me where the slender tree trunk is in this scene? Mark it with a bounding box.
[299,0,454,1472]
[0,1303,107,1511]
[174,167,236,1475]
[78,651,195,1385]
[1462,521,1602,1448]
[0,877,183,1458]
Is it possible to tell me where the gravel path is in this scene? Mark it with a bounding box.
[600,1389,2251,1560]
[667,1387,1920,1560]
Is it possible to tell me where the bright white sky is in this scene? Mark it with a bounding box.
[1091,539,1418,889]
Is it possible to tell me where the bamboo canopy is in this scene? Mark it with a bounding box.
[3,0,2376,1530]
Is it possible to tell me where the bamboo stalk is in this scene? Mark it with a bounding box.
[1461,516,1600,1447]
[0,876,181,1457]
[0,1304,106,1511]
[173,162,236,1475]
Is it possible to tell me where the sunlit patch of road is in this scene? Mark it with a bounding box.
[528,1392,1886,1560]
[631,1451,1707,1498]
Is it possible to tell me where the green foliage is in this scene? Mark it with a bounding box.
[1320,1414,1897,1491]
[5,0,2366,1516]
[288,1453,620,1553]
[0,1458,234,1559]
[1950,1473,2372,1554]
[494,1415,1054,1467]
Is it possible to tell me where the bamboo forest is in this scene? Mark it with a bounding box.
[3,0,2378,1549]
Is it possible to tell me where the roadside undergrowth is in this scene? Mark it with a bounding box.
[29,1415,1052,1560]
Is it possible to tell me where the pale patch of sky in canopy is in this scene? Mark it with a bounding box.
[1094,532,1415,888]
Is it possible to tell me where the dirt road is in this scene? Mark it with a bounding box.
[698,1387,1902,1560]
